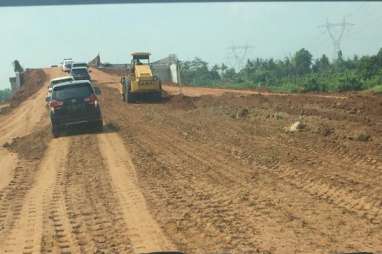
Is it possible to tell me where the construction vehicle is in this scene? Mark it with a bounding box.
[121,52,162,103]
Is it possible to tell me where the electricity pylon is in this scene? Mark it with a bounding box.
[319,17,354,58]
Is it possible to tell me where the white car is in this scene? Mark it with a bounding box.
[62,59,73,73]
[46,76,74,103]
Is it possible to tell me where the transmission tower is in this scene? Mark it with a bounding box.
[227,44,254,70]
[319,17,354,58]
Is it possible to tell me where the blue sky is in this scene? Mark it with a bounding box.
[1,2,382,89]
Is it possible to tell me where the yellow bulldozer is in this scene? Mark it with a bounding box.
[121,52,162,103]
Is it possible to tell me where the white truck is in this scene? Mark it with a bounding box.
[62,58,73,73]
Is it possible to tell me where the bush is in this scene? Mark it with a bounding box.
[268,82,301,93]
[369,85,382,93]
[335,76,363,91]
[303,78,327,92]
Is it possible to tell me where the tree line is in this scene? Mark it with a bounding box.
[179,48,382,92]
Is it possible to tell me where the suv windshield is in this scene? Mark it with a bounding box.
[53,83,92,100]
[72,63,87,68]
[71,68,88,74]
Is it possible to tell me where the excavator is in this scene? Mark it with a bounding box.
[121,52,162,103]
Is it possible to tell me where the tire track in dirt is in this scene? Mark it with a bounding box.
[280,131,382,184]
[40,181,82,254]
[218,133,382,227]
[100,99,313,252]
[187,110,381,189]
[97,77,382,253]
[124,127,329,253]
[247,134,382,224]
[122,133,276,253]
[0,137,70,254]
[134,124,382,252]
[0,150,17,192]
[156,105,382,226]
[97,132,176,253]
[136,111,382,226]
[275,165,382,224]
[177,126,382,227]
[0,68,62,205]
[106,98,381,253]
[60,134,134,253]
[40,138,83,254]
[160,92,382,188]
[0,160,36,238]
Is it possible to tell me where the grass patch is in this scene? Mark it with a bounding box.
[369,84,382,93]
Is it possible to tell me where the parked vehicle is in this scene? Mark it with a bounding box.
[49,80,102,137]
[62,58,73,72]
[71,67,91,80]
[46,76,74,103]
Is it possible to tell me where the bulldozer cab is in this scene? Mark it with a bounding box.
[130,52,153,81]
[131,52,151,70]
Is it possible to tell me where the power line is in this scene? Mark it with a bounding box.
[345,2,369,18]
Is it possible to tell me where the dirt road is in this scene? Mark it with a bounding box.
[0,67,381,253]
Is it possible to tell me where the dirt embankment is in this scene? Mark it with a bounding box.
[0,103,10,115]
[3,128,51,160]
[10,69,48,108]
[95,67,128,77]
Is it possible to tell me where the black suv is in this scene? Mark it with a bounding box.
[70,67,91,81]
[49,80,102,137]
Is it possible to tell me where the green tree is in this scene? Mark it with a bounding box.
[180,58,221,86]
[312,54,330,73]
[293,48,313,75]
[376,48,382,67]
[179,47,382,92]
[223,68,236,81]
[210,65,221,80]
[220,63,228,75]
